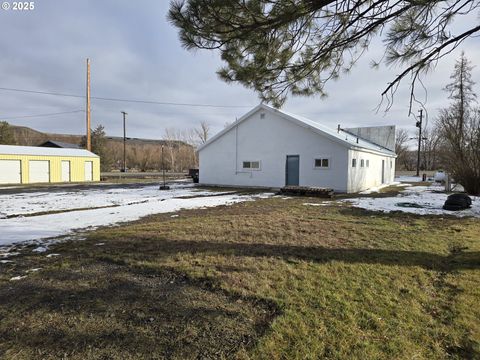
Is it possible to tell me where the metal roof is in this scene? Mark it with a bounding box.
[198,104,396,156]
[0,145,99,157]
[40,140,81,149]
[276,106,396,156]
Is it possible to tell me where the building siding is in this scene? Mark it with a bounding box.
[199,108,350,191]
[199,106,396,193]
[347,150,396,193]
[0,154,100,184]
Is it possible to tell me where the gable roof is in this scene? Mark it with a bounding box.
[39,140,81,149]
[198,104,396,156]
[0,145,99,158]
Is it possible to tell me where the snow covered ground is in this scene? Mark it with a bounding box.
[0,184,271,246]
[343,184,480,217]
[395,175,427,183]
[0,184,224,218]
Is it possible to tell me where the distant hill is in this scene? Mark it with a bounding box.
[10,125,195,172]
[11,125,172,148]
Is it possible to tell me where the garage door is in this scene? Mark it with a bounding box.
[0,160,22,184]
[29,160,50,183]
[61,161,71,182]
[84,161,93,181]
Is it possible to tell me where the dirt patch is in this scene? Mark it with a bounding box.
[0,260,278,359]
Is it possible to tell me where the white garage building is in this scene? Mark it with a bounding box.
[198,104,396,193]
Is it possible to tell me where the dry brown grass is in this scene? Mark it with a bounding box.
[0,196,479,359]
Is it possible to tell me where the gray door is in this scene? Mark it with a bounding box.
[381,160,385,184]
[286,155,300,186]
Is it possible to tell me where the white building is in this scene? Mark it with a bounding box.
[198,104,396,193]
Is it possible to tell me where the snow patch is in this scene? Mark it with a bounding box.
[10,276,27,281]
[343,185,480,217]
[359,182,402,194]
[303,202,330,207]
[0,185,271,246]
[32,246,48,253]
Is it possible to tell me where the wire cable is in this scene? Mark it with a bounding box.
[0,110,85,120]
[0,87,252,108]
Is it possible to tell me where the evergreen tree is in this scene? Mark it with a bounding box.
[437,53,480,195]
[0,121,16,145]
[444,52,477,136]
[81,125,113,171]
[169,0,480,108]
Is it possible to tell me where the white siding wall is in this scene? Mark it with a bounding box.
[347,150,396,192]
[199,109,350,191]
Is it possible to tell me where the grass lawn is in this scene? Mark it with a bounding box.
[0,195,479,359]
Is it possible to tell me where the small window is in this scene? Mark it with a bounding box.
[352,159,357,167]
[260,113,265,119]
[366,160,370,168]
[390,160,393,169]
[314,158,330,168]
[243,161,261,170]
[360,159,365,167]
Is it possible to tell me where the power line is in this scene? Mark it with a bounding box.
[0,109,85,120]
[0,86,252,109]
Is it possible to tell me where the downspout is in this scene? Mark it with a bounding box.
[235,117,238,173]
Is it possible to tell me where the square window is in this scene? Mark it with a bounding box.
[314,158,330,168]
[243,161,260,170]
[352,159,357,167]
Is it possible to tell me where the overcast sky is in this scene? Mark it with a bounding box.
[0,1,479,144]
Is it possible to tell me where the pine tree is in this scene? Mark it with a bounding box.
[444,52,477,137]
[437,53,480,195]
[81,125,113,171]
[169,0,480,108]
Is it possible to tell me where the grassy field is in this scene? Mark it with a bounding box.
[0,193,479,359]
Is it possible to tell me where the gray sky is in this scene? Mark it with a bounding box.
[0,1,479,145]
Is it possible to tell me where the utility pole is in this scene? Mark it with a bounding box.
[159,144,170,190]
[86,58,91,151]
[121,111,127,172]
[416,109,423,177]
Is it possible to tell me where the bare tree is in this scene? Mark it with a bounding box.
[395,129,411,170]
[437,107,480,194]
[421,126,441,171]
[195,121,210,145]
[163,128,198,171]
